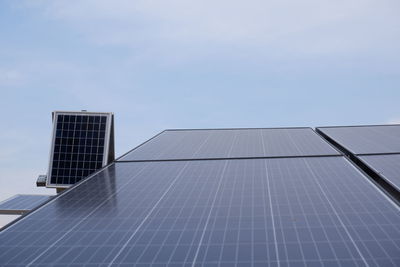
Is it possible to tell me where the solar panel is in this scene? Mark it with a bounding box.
[0,195,53,215]
[360,154,400,192]
[317,125,400,195]
[119,128,340,161]
[317,125,400,155]
[1,158,399,266]
[47,111,114,188]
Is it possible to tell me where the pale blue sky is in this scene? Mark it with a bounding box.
[0,1,400,225]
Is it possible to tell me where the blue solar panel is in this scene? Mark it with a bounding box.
[0,195,53,215]
[360,154,400,192]
[317,125,400,155]
[47,112,113,188]
[1,158,399,266]
[120,128,340,161]
[317,125,400,195]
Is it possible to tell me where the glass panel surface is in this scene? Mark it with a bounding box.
[1,158,399,266]
[318,125,400,154]
[120,128,340,161]
[0,195,52,213]
[49,114,108,186]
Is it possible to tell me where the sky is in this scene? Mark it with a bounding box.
[0,0,400,226]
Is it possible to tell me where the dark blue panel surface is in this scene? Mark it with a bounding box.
[49,114,108,186]
[318,125,400,155]
[0,195,53,214]
[360,154,400,192]
[120,128,340,161]
[1,158,399,266]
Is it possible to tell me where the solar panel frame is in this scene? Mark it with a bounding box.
[46,111,113,188]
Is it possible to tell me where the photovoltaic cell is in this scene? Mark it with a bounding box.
[360,154,400,192]
[119,128,340,161]
[1,158,399,266]
[317,125,400,155]
[48,113,109,187]
[0,195,53,215]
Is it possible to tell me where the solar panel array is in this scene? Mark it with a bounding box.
[0,195,53,215]
[317,125,400,194]
[48,112,112,187]
[1,127,399,266]
[120,128,340,161]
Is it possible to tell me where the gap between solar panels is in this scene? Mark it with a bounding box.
[117,154,343,163]
[316,125,400,206]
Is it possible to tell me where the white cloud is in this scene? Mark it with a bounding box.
[20,0,400,62]
[387,118,400,124]
[0,69,23,86]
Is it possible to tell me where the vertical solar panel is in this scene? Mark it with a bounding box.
[47,111,113,188]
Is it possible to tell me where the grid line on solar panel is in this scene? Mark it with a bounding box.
[190,132,238,266]
[119,128,340,161]
[106,161,191,266]
[108,131,223,266]
[48,113,108,186]
[25,162,151,265]
[301,158,369,266]
[1,157,400,266]
[317,125,400,155]
[259,129,281,265]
